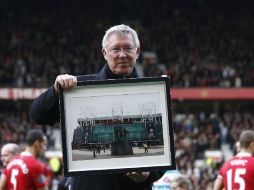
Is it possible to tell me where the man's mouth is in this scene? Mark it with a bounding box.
[118,62,129,65]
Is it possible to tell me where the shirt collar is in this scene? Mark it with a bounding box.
[20,151,33,157]
[103,64,138,79]
[236,152,252,157]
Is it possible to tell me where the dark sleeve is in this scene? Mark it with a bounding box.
[29,85,60,125]
[29,74,97,126]
[117,171,164,190]
[58,177,72,190]
[149,171,164,183]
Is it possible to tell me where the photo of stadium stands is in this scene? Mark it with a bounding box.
[71,112,164,161]
[69,99,165,161]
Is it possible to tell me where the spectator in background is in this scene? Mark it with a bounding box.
[1,143,20,167]
[213,130,254,190]
[170,175,192,190]
[1,0,254,88]
[233,141,240,155]
[29,24,161,190]
[0,129,48,190]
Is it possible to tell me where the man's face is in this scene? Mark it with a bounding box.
[250,141,254,156]
[35,137,47,158]
[171,181,185,190]
[1,149,14,167]
[102,33,140,76]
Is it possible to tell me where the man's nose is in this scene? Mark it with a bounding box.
[118,49,128,57]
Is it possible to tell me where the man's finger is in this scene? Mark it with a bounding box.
[54,74,77,93]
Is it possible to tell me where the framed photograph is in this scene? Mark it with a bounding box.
[59,77,175,176]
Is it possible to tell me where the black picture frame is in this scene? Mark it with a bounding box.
[59,76,175,176]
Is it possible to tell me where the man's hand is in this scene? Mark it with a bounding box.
[125,172,150,183]
[54,74,77,93]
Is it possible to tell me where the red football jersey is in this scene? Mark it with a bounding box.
[4,152,47,190]
[218,152,254,190]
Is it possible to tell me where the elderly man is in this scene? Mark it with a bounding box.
[30,24,161,190]
[0,129,48,190]
[1,143,20,167]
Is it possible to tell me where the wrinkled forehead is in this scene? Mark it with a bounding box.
[1,149,10,156]
[1,146,8,154]
[106,33,135,47]
[109,30,131,38]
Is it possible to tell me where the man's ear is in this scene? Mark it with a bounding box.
[34,140,41,147]
[34,140,39,145]
[251,141,254,149]
[102,48,107,57]
[136,48,140,59]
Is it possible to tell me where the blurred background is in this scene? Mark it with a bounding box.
[0,0,253,189]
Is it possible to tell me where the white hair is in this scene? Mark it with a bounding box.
[1,143,20,155]
[102,24,140,48]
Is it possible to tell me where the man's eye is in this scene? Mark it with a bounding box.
[124,47,134,52]
[111,48,119,52]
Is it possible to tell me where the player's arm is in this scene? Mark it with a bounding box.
[0,174,7,190]
[213,177,224,190]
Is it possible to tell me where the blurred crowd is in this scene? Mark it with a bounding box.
[173,109,254,189]
[1,0,254,87]
[0,101,56,150]
[1,101,253,189]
